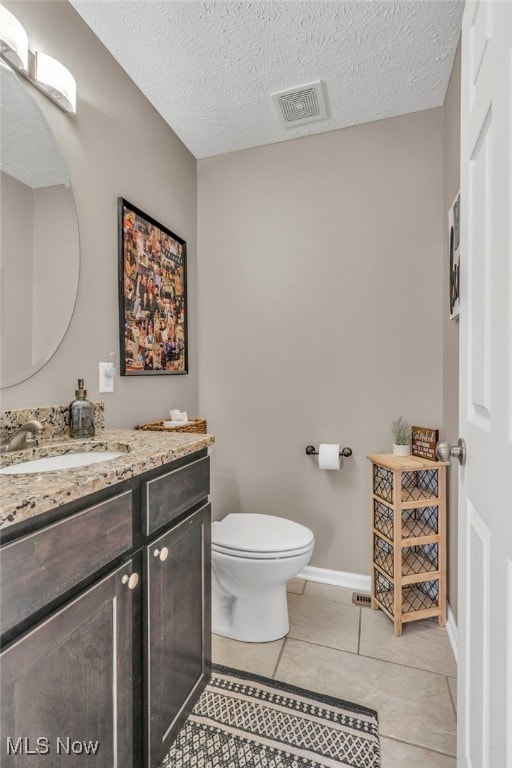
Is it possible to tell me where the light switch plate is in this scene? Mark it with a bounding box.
[99,362,114,393]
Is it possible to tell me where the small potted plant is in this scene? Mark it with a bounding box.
[391,416,411,456]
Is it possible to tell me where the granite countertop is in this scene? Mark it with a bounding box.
[0,429,214,531]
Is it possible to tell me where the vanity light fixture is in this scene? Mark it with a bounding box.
[0,4,28,72]
[0,5,76,114]
[33,51,76,114]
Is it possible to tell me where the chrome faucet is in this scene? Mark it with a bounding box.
[0,419,46,454]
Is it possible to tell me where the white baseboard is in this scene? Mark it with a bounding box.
[297,565,371,593]
[298,566,458,665]
[446,603,458,664]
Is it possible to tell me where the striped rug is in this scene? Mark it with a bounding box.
[162,664,380,768]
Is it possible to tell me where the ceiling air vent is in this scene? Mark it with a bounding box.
[271,80,328,128]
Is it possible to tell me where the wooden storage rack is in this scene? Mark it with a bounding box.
[366,453,449,636]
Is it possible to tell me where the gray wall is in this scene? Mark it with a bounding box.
[198,109,444,574]
[443,44,461,619]
[0,1,198,426]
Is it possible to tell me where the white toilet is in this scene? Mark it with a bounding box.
[211,513,314,643]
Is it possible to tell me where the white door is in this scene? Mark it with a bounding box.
[459,2,512,767]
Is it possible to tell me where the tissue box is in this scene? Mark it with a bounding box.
[136,419,207,434]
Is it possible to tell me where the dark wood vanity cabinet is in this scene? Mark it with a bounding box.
[0,449,211,768]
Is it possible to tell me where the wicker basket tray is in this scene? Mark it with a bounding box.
[136,419,207,434]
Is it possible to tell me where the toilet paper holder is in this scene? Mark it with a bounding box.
[305,445,353,458]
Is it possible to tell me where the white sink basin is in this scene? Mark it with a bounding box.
[0,451,126,475]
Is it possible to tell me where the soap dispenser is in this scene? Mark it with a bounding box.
[69,379,95,438]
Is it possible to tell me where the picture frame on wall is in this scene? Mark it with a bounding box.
[118,198,188,375]
[448,191,460,320]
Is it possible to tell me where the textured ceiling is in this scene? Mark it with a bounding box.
[71,0,464,159]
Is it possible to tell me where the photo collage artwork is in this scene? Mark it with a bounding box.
[120,200,187,374]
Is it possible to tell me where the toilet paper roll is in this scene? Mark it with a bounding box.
[318,443,341,471]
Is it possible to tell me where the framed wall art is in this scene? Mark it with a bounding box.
[448,191,460,320]
[118,198,188,375]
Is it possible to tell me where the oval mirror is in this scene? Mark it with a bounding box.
[0,63,79,388]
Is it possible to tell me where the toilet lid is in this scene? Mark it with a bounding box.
[211,513,314,555]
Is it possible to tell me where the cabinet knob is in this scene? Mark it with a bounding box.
[153,546,169,562]
[122,573,139,590]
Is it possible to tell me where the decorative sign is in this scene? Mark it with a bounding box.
[411,426,439,461]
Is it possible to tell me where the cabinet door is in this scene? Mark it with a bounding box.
[146,503,211,768]
[0,560,138,767]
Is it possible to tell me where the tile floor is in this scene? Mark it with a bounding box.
[212,579,457,768]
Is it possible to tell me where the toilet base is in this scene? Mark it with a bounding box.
[212,583,289,643]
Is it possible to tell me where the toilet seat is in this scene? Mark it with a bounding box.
[212,513,314,560]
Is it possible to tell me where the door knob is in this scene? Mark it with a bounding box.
[436,438,466,466]
[122,573,139,590]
